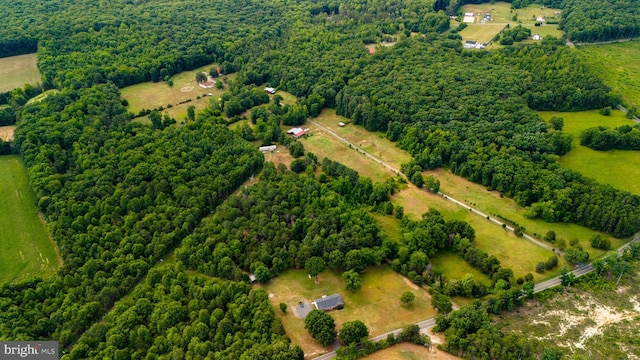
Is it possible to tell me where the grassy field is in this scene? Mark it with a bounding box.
[429,251,490,283]
[25,89,60,106]
[0,53,41,92]
[579,40,640,108]
[121,63,235,122]
[0,156,61,284]
[459,24,507,44]
[370,213,402,242]
[391,185,560,280]
[539,110,640,196]
[497,264,640,358]
[263,266,436,358]
[363,343,459,360]
[0,125,16,142]
[424,168,624,260]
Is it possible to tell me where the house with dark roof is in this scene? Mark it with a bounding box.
[313,293,343,311]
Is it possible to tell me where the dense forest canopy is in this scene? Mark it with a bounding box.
[1,0,639,358]
[562,0,640,42]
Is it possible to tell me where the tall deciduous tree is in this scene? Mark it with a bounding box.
[304,309,336,346]
[305,257,326,283]
[339,320,368,345]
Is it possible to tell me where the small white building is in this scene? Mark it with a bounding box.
[532,34,542,41]
[536,16,546,23]
[259,145,277,152]
[264,87,276,94]
[463,12,475,23]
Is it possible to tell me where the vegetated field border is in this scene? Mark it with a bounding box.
[539,109,640,196]
[578,40,640,108]
[262,266,436,358]
[0,53,41,93]
[121,63,235,122]
[0,155,61,284]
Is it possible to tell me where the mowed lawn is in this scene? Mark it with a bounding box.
[579,40,640,108]
[121,62,235,121]
[0,156,61,284]
[459,24,507,44]
[0,53,41,92]
[423,167,624,260]
[539,110,640,196]
[263,266,436,358]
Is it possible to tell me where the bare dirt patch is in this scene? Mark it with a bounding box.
[0,126,15,142]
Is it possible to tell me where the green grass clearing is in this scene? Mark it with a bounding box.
[0,53,41,92]
[579,40,640,108]
[0,155,61,284]
[539,110,640,196]
[300,129,398,182]
[370,213,402,242]
[263,266,436,358]
[429,251,490,283]
[25,89,60,106]
[424,168,624,260]
[121,62,236,121]
[458,24,507,44]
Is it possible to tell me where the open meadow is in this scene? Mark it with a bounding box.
[0,53,41,92]
[0,156,61,284]
[539,110,640,196]
[579,40,640,108]
[263,266,436,358]
[121,63,235,121]
[424,168,623,260]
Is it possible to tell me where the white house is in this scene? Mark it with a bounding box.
[532,34,542,41]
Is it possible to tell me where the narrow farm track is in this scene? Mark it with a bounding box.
[308,119,558,256]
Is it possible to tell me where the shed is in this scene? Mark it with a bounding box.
[265,87,276,94]
[259,145,277,152]
[532,34,542,41]
[313,293,344,311]
[338,122,346,127]
[464,40,477,49]
[249,274,257,283]
[463,12,475,23]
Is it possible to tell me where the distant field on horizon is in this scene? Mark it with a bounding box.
[0,53,41,92]
[540,110,640,196]
[579,40,640,108]
[0,155,61,284]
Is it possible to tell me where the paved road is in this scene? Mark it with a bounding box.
[309,119,560,256]
[617,104,640,123]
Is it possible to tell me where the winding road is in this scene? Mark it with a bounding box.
[308,119,639,360]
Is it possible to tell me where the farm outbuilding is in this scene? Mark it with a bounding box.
[286,127,307,138]
[259,145,277,152]
[265,87,276,94]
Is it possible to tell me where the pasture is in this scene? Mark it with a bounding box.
[458,24,506,44]
[579,40,640,108]
[0,156,61,284]
[424,168,623,260]
[121,63,235,121]
[263,266,436,358]
[539,110,640,196]
[429,251,490,284]
[0,53,41,92]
